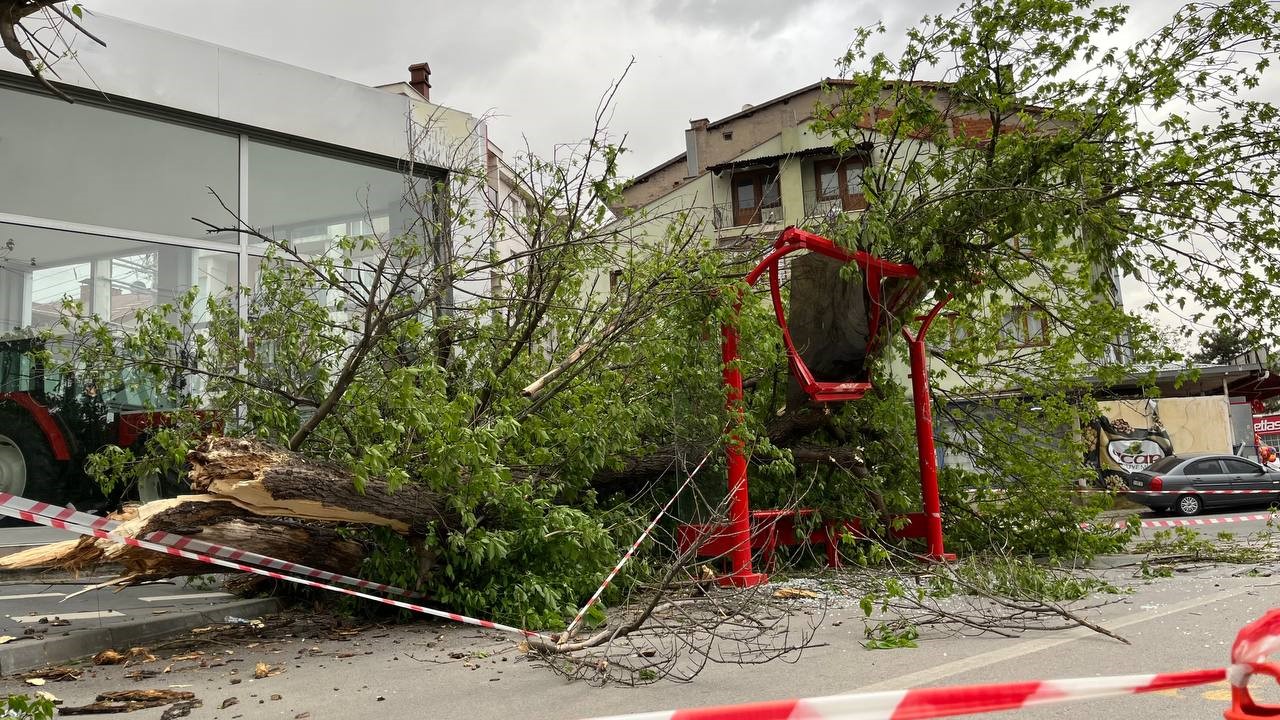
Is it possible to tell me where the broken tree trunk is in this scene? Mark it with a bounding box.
[0,437,458,581]
[187,437,458,534]
[0,497,367,581]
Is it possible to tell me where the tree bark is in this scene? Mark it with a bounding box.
[188,436,458,534]
[0,437,457,579]
[0,497,365,580]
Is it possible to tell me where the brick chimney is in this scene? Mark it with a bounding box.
[408,62,431,101]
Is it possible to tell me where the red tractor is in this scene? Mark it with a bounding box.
[0,336,182,508]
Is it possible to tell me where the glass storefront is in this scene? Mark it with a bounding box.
[0,85,440,338]
[1,88,239,242]
[0,77,444,505]
[0,223,238,333]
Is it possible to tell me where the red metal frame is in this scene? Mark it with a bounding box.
[902,295,955,562]
[0,392,72,462]
[697,226,952,586]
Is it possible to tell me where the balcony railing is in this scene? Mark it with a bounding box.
[802,190,868,221]
[711,202,785,230]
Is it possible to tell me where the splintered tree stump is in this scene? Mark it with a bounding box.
[0,498,366,580]
[187,436,457,534]
[1,436,458,581]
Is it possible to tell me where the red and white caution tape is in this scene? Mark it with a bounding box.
[1135,512,1276,528]
[0,498,548,641]
[562,447,714,639]
[1088,511,1278,530]
[582,605,1280,720]
[581,668,1226,720]
[1080,488,1279,495]
[0,493,420,598]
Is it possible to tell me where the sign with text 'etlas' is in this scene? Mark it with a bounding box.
[1255,414,1280,435]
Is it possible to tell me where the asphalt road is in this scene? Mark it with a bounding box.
[0,514,1275,719]
[1132,502,1279,539]
[0,560,1273,720]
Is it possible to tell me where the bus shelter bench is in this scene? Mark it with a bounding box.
[676,509,867,572]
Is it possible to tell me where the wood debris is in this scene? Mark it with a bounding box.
[59,689,195,715]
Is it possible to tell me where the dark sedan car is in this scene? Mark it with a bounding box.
[1124,453,1280,516]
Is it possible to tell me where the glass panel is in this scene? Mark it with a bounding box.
[999,310,1024,345]
[734,175,757,210]
[247,140,411,253]
[1187,459,1224,475]
[1223,458,1261,473]
[843,163,864,195]
[0,87,239,241]
[1146,456,1183,473]
[1025,311,1046,344]
[760,174,781,208]
[817,165,839,199]
[0,223,237,333]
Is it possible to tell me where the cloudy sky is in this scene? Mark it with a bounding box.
[83,0,988,176]
[82,0,1257,338]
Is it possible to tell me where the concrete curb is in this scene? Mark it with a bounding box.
[0,597,281,675]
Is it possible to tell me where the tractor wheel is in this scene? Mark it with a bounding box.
[0,408,65,503]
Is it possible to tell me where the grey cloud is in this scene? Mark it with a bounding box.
[83,0,1210,179]
[647,0,825,39]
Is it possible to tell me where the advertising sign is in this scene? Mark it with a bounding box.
[1254,414,1280,435]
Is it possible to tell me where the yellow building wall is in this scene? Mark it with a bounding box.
[1098,397,1232,454]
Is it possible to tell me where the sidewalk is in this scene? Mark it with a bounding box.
[0,576,278,674]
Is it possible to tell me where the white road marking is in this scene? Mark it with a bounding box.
[850,583,1256,693]
[0,592,65,601]
[10,610,124,622]
[138,592,235,603]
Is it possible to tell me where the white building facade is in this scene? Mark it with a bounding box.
[0,13,494,337]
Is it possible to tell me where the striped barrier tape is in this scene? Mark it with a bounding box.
[582,669,1226,720]
[582,609,1280,720]
[1079,488,1279,495]
[1085,511,1277,530]
[1135,512,1276,529]
[562,446,713,639]
[0,493,420,599]
[0,499,549,641]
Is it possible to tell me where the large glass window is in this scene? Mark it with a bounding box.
[247,140,414,252]
[0,88,239,241]
[0,223,237,333]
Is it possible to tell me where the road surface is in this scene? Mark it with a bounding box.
[0,558,1272,719]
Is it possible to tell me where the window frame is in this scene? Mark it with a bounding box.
[730,168,781,226]
[812,157,868,211]
[997,305,1051,349]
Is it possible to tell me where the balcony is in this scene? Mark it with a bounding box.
[711,202,785,230]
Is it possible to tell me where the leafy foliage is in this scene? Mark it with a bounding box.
[0,694,56,720]
[1192,322,1258,365]
[31,0,1280,625]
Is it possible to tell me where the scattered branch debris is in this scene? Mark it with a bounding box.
[59,689,195,716]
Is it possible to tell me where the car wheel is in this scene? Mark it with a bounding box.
[1174,494,1203,517]
[0,408,65,503]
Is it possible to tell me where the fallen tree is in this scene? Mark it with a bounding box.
[19,0,1278,645]
[0,437,438,582]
